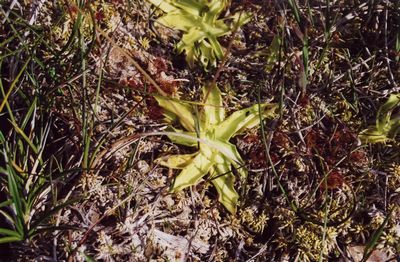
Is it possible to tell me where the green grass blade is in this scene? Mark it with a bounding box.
[0,228,22,238]
[20,96,37,130]
[0,199,12,209]
[0,209,15,226]
[287,0,301,24]
[0,236,22,244]
[362,209,393,262]
[5,165,25,236]
[29,197,82,232]
[0,58,30,113]
[9,121,39,154]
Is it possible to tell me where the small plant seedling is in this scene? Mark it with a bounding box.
[359,94,400,143]
[154,84,276,213]
[148,0,251,68]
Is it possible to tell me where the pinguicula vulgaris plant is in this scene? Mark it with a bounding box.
[154,84,276,213]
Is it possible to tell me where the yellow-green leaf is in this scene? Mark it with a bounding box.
[359,128,390,143]
[159,13,200,31]
[198,41,216,68]
[231,11,252,28]
[202,83,225,127]
[359,93,400,144]
[216,103,277,140]
[210,162,239,214]
[172,0,206,15]
[200,138,243,165]
[171,152,213,192]
[166,128,198,147]
[207,35,225,59]
[147,0,176,12]
[154,95,195,131]
[204,0,227,23]
[147,0,249,69]
[152,84,277,214]
[157,153,198,169]
[376,94,400,131]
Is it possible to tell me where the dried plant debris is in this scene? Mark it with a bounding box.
[0,0,399,261]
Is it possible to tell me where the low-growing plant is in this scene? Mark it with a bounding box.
[0,120,78,244]
[154,84,276,213]
[148,0,251,68]
[359,94,400,143]
[0,47,80,244]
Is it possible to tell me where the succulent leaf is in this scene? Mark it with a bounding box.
[147,0,176,12]
[166,127,198,147]
[171,152,214,192]
[202,84,225,127]
[210,162,238,214]
[376,94,400,131]
[157,153,198,169]
[216,103,277,140]
[154,95,195,131]
[155,84,276,213]
[359,94,400,143]
[148,0,250,68]
[200,139,244,166]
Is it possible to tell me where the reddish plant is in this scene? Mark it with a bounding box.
[95,10,105,21]
[349,150,368,167]
[147,98,164,120]
[320,170,345,191]
[152,57,169,73]
[273,132,290,149]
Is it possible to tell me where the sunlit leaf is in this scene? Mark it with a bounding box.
[210,163,238,214]
[376,93,400,130]
[200,138,244,166]
[148,0,251,68]
[172,0,206,15]
[216,103,277,140]
[154,95,195,131]
[157,153,198,169]
[159,13,200,31]
[206,35,224,60]
[202,84,224,127]
[155,83,276,213]
[359,94,400,143]
[230,11,252,27]
[359,128,388,143]
[147,0,176,12]
[171,152,213,192]
[264,35,281,72]
[166,128,198,147]
[197,41,215,68]
[387,119,400,138]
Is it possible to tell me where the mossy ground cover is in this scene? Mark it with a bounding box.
[0,1,399,261]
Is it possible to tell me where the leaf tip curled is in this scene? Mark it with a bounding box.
[358,94,400,144]
[359,128,390,144]
[154,84,275,214]
[148,0,247,69]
